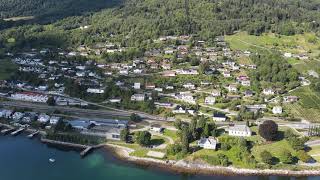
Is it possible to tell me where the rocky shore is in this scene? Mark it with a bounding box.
[105,144,320,177]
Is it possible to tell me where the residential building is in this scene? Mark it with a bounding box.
[205,96,216,105]
[198,137,217,150]
[212,113,227,122]
[228,125,252,137]
[272,106,283,114]
[131,94,145,101]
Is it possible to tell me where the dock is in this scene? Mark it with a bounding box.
[80,146,93,157]
[1,128,14,135]
[27,131,39,138]
[11,128,24,136]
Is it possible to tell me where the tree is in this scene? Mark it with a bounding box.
[279,150,293,164]
[260,150,273,165]
[120,126,130,142]
[134,131,151,146]
[181,127,190,154]
[259,120,278,141]
[287,137,308,151]
[130,113,141,123]
[47,96,56,106]
[189,118,198,140]
[174,119,182,130]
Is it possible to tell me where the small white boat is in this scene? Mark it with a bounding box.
[49,158,55,163]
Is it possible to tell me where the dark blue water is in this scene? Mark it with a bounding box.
[0,135,318,180]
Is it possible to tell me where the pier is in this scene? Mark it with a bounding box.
[80,146,93,157]
[1,128,14,135]
[27,131,39,138]
[11,128,24,136]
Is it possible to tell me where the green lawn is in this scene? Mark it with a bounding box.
[163,129,179,142]
[251,140,295,162]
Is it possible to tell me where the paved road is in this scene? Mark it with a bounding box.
[305,140,320,147]
[0,101,167,121]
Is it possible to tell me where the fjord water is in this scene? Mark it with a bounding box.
[0,136,318,180]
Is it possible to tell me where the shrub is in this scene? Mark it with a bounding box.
[134,131,151,146]
[297,150,313,163]
[279,150,293,164]
[260,150,273,165]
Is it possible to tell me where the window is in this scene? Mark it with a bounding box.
[112,134,120,139]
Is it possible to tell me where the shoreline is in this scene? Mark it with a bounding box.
[104,143,320,177]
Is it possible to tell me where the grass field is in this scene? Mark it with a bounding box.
[225,32,320,57]
[163,129,179,142]
[308,145,320,162]
[0,59,18,80]
[251,140,295,162]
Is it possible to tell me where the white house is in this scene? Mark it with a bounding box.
[263,88,275,96]
[131,94,145,101]
[198,137,217,150]
[227,84,237,93]
[150,124,164,133]
[228,125,252,137]
[172,106,186,114]
[133,83,141,90]
[87,88,105,94]
[49,116,61,125]
[272,106,283,114]
[38,113,50,123]
[205,96,216,105]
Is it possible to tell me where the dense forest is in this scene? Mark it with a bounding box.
[1,0,320,50]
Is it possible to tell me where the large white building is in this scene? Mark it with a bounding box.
[131,94,145,101]
[11,92,48,103]
[87,88,105,94]
[228,125,252,137]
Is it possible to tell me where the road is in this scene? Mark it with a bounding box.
[0,101,168,121]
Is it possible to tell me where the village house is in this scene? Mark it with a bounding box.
[133,83,141,90]
[150,124,164,133]
[223,70,231,78]
[162,71,176,77]
[205,96,216,105]
[183,83,196,90]
[263,88,275,96]
[172,106,186,114]
[243,90,254,97]
[176,92,196,104]
[12,112,24,121]
[49,116,61,125]
[227,84,238,93]
[272,106,283,114]
[283,96,299,103]
[87,88,105,94]
[145,83,156,90]
[198,137,218,150]
[212,113,227,122]
[131,94,145,101]
[228,125,252,137]
[211,90,221,97]
[38,113,50,123]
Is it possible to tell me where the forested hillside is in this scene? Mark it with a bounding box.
[1,0,320,50]
[0,0,119,22]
